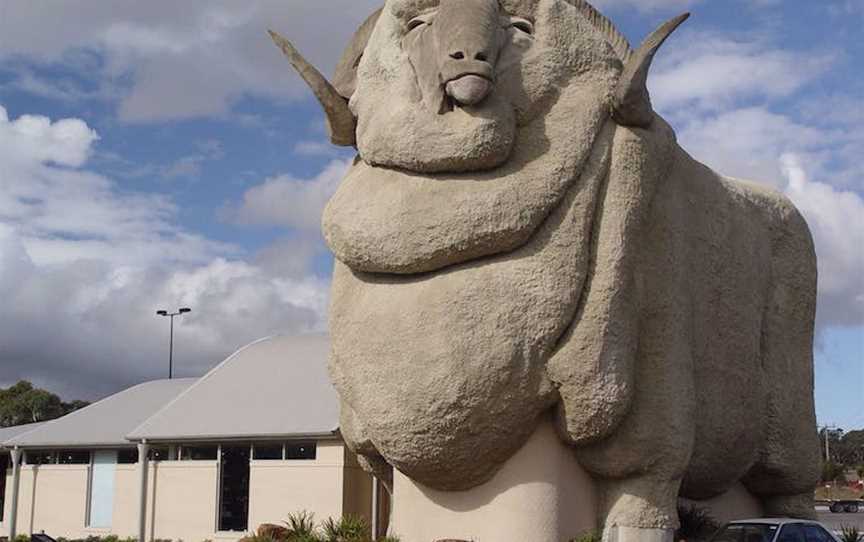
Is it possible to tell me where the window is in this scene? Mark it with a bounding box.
[253,444,283,460]
[25,451,57,465]
[0,454,8,522]
[58,450,91,464]
[218,446,250,532]
[88,451,117,528]
[118,449,138,464]
[777,525,806,542]
[285,442,316,460]
[803,526,833,542]
[711,524,778,542]
[148,447,170,461]
[180,445,218,461]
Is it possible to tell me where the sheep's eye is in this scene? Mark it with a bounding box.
[511,17,534,35]
[407,17,430,32]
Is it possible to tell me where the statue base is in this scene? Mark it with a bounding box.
[388,420,598,542]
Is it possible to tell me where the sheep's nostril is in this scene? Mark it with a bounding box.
[475,52,488,62]
[450,51,466,60]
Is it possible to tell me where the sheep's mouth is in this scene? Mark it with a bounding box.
[443,73,494,108]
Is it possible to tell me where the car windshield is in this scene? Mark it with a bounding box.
[710,523,780,542]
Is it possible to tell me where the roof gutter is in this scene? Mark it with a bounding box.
[124,429,340,445]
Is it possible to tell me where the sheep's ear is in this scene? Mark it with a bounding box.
[612,13,689,127]
[333,8,384,99]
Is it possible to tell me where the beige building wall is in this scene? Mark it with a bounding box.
[112,464,149,538]
[148,461,221,542]
[2,442,372,541]
[10,465,97,539]
[341,448,373,525]
[248,441,372,530]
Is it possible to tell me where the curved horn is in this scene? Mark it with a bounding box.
[268,30,357,147]
[612,13,689,128]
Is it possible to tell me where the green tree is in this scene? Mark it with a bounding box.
[0,381,89,427]
[835,430,864,466]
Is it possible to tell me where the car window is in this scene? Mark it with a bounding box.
[711,524,779,542]
[777,524,807,542]
[803,525,833,542]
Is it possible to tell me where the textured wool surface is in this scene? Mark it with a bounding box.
[298,0,823,537]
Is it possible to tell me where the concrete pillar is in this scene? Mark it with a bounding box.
[371,476,380,539]
[8,447,22,540]
[389,421,598,542]
[137,441,150,542]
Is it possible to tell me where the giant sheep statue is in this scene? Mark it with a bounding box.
[270,1,821,540]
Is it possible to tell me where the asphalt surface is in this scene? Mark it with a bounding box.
[815,509,864,532]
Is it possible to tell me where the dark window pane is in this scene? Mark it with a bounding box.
[0,454,8,522]
[710,524,778,542]
[778,525,806,542]
[218,446,250,532]
[181,446,218,461]
[803,526,831,542]
[285,442,316,460]
[118,449,139,464]
[148,447,170,461]
[253,444,283,460]
[26,451,56,465]
[58,450,91,464]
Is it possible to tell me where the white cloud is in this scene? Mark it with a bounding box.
[594,0,701,11]
[780,154,864,327]
[674,107,825,189]
[0,1,381,122]
[651,34,832,113]
[228,159,349,231]
[294,140,341,157]
[0,105,330,400]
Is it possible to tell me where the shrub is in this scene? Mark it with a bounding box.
[285,511,318,538]
[676,505,720,542]
[570,530,602,542]
[840,526,862,542]
[321,515,371,542]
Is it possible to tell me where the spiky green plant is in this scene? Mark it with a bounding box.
[570,530,602,542]
[840,526,862,542]
[321,515,370,542]
[285,511,320,542]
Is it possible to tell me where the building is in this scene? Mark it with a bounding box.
[0,335,382,542]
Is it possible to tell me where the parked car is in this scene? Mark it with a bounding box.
[708,519,840,542]
[827,499,861,513]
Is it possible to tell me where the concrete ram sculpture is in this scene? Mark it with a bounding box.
[270,1,821,540]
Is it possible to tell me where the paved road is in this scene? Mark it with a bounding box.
[816,509,864,532]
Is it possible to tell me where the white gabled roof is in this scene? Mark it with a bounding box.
[6,379,195,448]
[0,422,45,448]
[128,335,339,442]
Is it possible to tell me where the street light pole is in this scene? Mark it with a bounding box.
[156,307,191,379]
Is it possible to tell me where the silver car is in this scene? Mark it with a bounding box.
[709,519,841,542]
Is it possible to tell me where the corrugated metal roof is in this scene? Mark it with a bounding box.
[6,379,196,448]
[128,335,339,442]
[0,422,45,447]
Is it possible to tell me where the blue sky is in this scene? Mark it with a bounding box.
[0,0,861,431]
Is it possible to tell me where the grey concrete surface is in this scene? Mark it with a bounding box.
[816,510,864,532]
